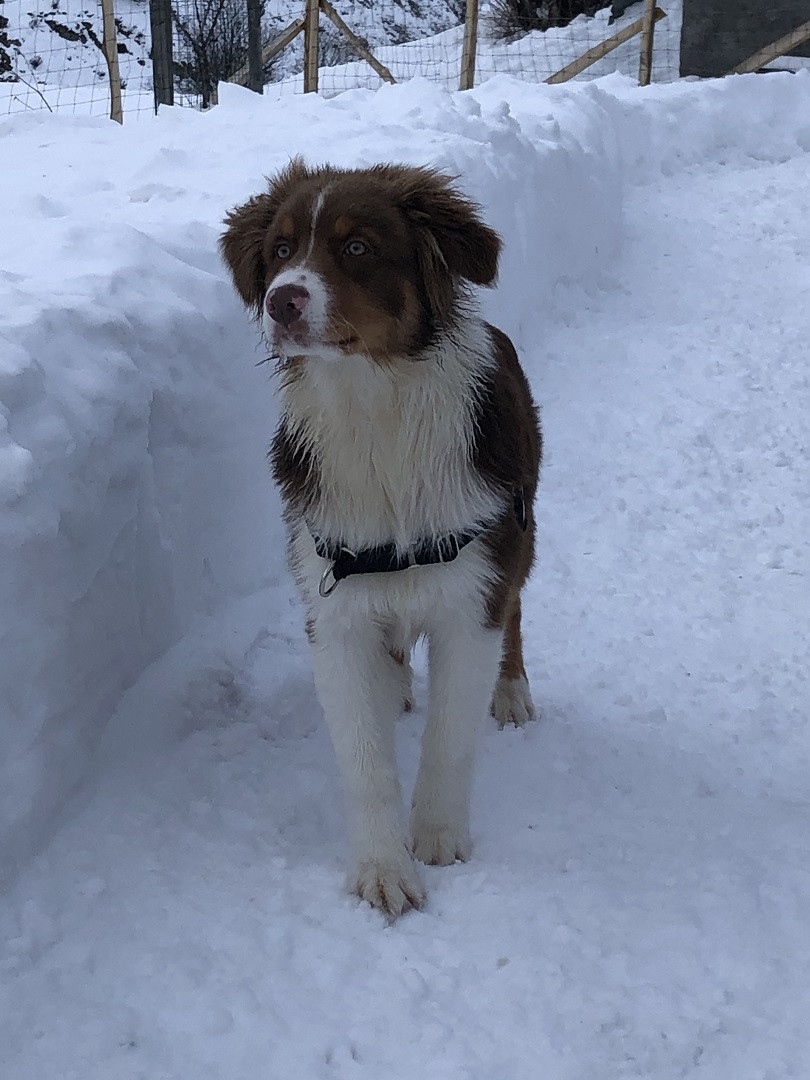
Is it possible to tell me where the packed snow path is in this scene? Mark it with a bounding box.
[2,114,809,1079]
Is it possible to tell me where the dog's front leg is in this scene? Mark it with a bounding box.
[310,615,425,917]
[411,618,504,866]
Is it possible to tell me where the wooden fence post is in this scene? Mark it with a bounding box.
[319,0,396,83]
[246,0,263,93]
[304,0,320,93]
[149,0,174,110]
[100,0,123,122]
[547,7,666,84]
[638,0,657,85]
[228,18,306,87]
[460,0,479,91]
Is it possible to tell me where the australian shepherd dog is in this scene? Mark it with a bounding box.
[221,160,541,917]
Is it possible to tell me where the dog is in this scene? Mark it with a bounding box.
[221,159,542,917]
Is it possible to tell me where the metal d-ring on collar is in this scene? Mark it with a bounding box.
[318,540,358,597]
[319,562,340,597]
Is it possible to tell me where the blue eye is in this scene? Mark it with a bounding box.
[344,239,369,257]
[274,242,292,259]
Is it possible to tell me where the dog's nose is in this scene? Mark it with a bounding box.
[266,284,309,327]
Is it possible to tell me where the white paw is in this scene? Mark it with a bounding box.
[349,851,425,918]
[491,675,535,729]
[410,820,471,866]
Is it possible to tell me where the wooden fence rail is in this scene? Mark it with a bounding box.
[728,19,810,75]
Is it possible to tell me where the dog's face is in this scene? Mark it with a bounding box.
[220,159,502,363]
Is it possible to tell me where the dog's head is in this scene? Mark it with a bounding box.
[220,159,501,363]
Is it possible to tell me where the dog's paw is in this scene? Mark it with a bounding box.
[410,821,471,866]
[491,675,535,729]
[350,853,425,918]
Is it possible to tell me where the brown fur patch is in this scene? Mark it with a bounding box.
[473,324,542,629]
[333,215,353,240]
[499,594,528,682]
[269,418,320,519]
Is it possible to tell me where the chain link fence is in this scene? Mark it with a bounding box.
[2,0,809,118]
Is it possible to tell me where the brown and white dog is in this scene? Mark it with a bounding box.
[221,159,542,917]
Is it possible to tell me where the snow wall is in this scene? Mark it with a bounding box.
[1,71,809,878]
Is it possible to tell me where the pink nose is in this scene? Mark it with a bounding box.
[266,284,309,328]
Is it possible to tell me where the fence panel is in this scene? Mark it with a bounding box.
[3,0,810,119]
[1,0,151,115]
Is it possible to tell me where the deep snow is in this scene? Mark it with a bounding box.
[1,70,810,1079]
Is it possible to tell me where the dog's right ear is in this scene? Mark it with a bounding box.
[219,191,275,316]
[219,157,310,316]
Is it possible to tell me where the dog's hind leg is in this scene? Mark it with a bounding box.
[490,592,535,728]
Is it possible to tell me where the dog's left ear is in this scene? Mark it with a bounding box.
[385,166,502,325]
[406,172,501,287]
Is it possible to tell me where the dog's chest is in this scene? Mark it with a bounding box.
[283,353,499,549]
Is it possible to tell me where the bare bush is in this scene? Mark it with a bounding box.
[488,0,611,43]
[1,6,23,82]
[173,0,248,106]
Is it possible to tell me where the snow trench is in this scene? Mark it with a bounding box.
[2,70,809,876]
[0,77,622,875]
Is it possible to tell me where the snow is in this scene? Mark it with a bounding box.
[2,68,810,1078]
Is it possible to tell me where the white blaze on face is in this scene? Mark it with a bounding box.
[306,188,330,259]
[262,185,335,355]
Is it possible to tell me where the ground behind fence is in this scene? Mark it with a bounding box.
[1,0,809,120]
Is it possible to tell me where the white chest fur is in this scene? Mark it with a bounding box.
[281,320,505,551]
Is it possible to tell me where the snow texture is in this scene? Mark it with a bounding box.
[1,69,810,1078]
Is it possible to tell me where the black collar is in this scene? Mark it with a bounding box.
[313,528,481,596]
[311,489,527,596]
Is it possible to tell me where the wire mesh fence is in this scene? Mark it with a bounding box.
[0,0,151,114]
[474,0,679,85]
[164,0,469,103]
[2,0,809,119]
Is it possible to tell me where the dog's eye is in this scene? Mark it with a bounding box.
[274,242,293,259]
[343,239,369,257]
